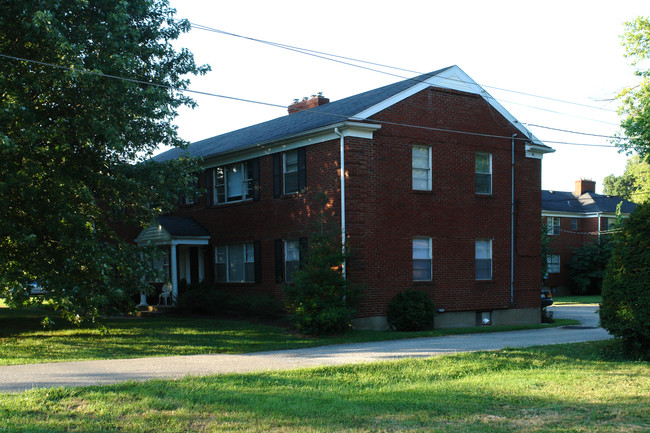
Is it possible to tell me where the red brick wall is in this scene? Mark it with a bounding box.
[163,86,543,317]
[343,88,541,316]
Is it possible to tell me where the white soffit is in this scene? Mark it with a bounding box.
[352,65,546,147]
[203,121,381,168]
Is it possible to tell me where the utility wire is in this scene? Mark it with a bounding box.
[0,53,287,111]
[187,22,619,114]
[528,124,628,140]
[0,52,623,149]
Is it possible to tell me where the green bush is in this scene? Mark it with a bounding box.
[600,202,650,360]
[176,282,230,314]
[283,229,358,335]
[177,283,285,320]
[387,290,435,331]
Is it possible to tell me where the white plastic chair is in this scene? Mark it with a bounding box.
[158,282,173,306]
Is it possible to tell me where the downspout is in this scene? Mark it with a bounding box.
[334,127,346,279]
[597,212,602,241]
[511,134,516,305]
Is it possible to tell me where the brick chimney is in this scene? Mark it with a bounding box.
[288,93,329,114]
[574,179,596,196]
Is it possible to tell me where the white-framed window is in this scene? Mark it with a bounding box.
[547,217,560,235]
[284,150,299,195]
[213,162,254,204]
[215,243,255,282]
[547,255,561,273]
[475,239,492,280]
[602,217,617,231]
[142,249,170,283]
[475,152,492,195]
[412,146,432,190]
[571,218,578,231]
[413,237,432,281]
[284,240,300,282]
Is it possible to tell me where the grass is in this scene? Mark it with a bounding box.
[0,340,647,432]
[554,295,602,305]
[0,305,577,366]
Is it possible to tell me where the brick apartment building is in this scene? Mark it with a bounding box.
[542,179,636,294]
[137,65,554,329]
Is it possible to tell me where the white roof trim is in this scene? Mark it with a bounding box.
[136,225,210,247]
[542,211,621,218]
[202,121,381,168]
[352,65,547,147]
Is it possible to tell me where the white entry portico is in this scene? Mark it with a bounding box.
[135,216,211,303]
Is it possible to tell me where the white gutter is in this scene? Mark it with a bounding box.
[334,127,346,279]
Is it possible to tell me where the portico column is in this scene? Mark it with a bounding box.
[170,243,178,304]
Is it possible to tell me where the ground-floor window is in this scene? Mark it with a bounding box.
[547,255,561,273]
[215,243,255,282]
[413,237,432,281]
[284,240,300,283]
[475,239,492,280]
[142,248,170,282]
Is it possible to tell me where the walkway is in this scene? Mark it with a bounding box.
[0,305,608,393]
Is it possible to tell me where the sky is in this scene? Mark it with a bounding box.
[166,0,648,194]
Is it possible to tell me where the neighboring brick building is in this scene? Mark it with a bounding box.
[542,179,636,294]
[139,65,554,329]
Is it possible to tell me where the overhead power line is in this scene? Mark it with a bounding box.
[528,124,629,140]
[186,21,619,114]
[0,52,621,149]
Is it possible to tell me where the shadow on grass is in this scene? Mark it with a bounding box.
[0,305,580,366]
[2,341,647,432]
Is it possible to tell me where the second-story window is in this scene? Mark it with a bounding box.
[273,148,306,197]
[284,150,299,194]
[412,146,432,190]
[475,152,492,195]
[210,159,259,205]
[547,217,560,235]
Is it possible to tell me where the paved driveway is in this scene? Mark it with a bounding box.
[0,304,609,394]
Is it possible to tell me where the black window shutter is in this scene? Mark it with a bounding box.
[299,237,308,268]
[254,240,262,283]
[298,147,306,193]
[273,153,282,198]
[205,169,212,208]
[252,158,261,201]
[274,239,284,283]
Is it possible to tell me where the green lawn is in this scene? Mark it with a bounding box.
[0,340,647,432]
[554,295,602,305]
[0,306,577,366]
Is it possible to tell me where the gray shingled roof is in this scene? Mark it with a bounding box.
[157,216,210,237]
[542,190,637,214]
[152,67,454,162]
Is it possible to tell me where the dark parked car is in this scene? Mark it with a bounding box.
[541,289,554,308]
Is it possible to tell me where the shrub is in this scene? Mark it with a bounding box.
[600,202,650,360]
[177,283,285,320]
[283,228,359,335]
[387,290,435,331]
[175,282,230,314]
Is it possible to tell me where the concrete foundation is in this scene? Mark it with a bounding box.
[352,308,541,331]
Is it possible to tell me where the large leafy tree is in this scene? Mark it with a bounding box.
[616,16,650,160]
[0,0,209,325]
[603,155,650,203]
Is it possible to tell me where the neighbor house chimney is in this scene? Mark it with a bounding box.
[288,92,329,114]
[574,179,596,196]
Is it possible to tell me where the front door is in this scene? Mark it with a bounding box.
[177,246,206,285]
